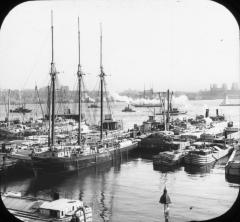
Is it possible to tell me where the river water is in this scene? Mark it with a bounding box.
[0,98,240,221]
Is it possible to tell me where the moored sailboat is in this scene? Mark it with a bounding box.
[31,15,138,175]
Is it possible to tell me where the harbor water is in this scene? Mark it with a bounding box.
[0,99,240,221]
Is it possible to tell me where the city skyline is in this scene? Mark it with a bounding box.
[0,0,239,93]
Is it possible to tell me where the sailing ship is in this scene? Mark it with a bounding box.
[220,95,240,106]
[31,14,138,175]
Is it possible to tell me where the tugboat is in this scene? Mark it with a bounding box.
[122,104,136,112]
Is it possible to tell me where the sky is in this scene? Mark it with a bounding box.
[0,0,239,93]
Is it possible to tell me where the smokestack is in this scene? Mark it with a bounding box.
[216,109,219,116]
[205,109,209,118]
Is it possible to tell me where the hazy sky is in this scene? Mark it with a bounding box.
[0,0,239,93]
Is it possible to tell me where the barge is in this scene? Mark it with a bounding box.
[225,146,240,183]
[184,143,233,166]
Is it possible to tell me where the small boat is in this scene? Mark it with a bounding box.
[156,108,187,116]
[88,103,99,108]
[132,103,162,107]
[122,104,136,112]
[184,143,233,166]
[2,192,92,222]
[10,106,32,113]
[153,149,186,166]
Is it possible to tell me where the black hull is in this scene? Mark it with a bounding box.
[45,114,79,121]
[139,138,177,154]
[0,158,34,176]
[32,143,138,175]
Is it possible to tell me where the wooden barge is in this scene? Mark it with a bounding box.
[225,145,240,183]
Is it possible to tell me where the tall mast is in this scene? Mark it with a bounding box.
[100,23,104,141]
[50,10,57,147]
[7,89,10,127]
[48,85,51,146]
[77,17,82,146]
[166,89,170,131]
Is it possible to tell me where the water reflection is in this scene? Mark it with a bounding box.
[184,163,215,176]
[0,151,239,222]
[153,164,182,173]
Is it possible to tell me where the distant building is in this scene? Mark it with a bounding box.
[222,83,228,91]
[231,82,239,91]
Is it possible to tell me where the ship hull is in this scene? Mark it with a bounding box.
[184,147,231,166]
[32,142,138,175]
[0,157,33,176]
